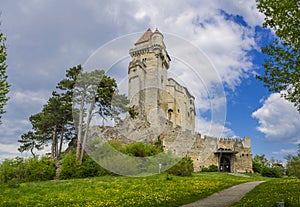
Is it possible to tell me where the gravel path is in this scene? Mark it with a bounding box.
[180,181,265,207]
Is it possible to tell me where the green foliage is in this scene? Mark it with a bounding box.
[73,69,128,161]
[109,140,163,157]
[0,172,263,206]
[167,156,194,176]
[128,106,138,119]
[261,166,283,178]
[18,131,44,157]
[0,28,10,124]
[19,66,81,159]
[59,153,110,179]
[286,145,300,178]
[232,178,300,207]
[124,142,163,157]
[0,156,55,183]
[256,0,300,112]
[201,165,218,172]
[252,154,270,173]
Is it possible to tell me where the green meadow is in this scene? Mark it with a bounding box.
[0,173,263,207]
[232,178,300,207]
[1,173,299,207]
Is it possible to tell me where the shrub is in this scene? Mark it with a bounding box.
[109,141,163,157]
[0,158,22,183]
[201,165,218,172]
[59,153,110,179]
[208,165,218,172]
[0,156,55,183]
[261,167,283,178]
[23,156,56,182]
[286,156,300,178]
[252,161,262,173]
[166,156,194,176]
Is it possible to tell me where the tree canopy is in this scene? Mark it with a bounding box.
[256,0,300,112]
[18,66,81,159]
[0,29,10,124]
[19,65,128,162]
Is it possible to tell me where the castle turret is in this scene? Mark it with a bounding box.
[128,28,171,122]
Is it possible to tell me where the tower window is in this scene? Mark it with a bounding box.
[161,76,163,84]
[168,109,173,120]
[142,58,147,64]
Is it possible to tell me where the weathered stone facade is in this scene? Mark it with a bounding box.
[128,28,195,132]
[110,28,253,173]
[162,131,253,173]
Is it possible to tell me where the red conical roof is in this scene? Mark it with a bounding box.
[135,28,153,45]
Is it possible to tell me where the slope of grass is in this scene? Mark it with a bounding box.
[0,172,264,207]
[231,178,300,207]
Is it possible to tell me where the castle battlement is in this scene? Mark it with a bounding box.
[125,28,252,173]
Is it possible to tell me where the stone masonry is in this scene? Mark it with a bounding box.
[98,28,253,173]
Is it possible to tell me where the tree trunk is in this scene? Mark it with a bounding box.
[30,146,36,157]
[55,128,59,159]
[76,99,85,161]
[80,99,95,162]
[58,126,64,158]
[51,126,57,160]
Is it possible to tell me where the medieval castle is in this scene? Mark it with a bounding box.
[95,28,253,173]
[126,28,253,173]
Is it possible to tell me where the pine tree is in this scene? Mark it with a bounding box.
[0,28,10,124]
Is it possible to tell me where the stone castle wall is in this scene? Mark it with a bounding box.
[128,29,195,132]
[119,28,253,173]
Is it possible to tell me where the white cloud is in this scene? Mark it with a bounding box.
[0,0,267,159]
[0,143,21,162]
[11,90,49,106]
[272,148,298,155]
[252,93,300,143]
[195,116,234,138]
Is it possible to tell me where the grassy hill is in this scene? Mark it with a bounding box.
[0,172,266,207]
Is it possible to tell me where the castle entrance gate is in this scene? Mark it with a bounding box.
[214,149,237,173]
[220,156,231,172]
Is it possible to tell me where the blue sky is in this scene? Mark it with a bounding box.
[0,0,299,163]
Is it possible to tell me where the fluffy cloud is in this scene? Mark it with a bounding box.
[0,0,266,157]
[252,93,300,143]
[195,116,234,138]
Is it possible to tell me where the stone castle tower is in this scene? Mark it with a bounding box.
[93,28,253,173]
[128,28,195,132]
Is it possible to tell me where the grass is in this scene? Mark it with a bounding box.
[231,177,300,207]
[0,172,265,207]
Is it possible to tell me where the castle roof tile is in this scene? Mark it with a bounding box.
[135,28,153,45]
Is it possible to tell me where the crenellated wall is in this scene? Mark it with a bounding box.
[124,28,252,173]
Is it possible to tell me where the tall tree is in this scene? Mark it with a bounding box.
[73,70,128,162]
[256,0,300,112]
[19,66,81,159]
[0,27,10,124]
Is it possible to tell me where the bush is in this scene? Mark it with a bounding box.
[261,167,283,178]
[252,161,262,173]
[109,141,163,157]
[286,156,300,178]
[202,165,218,172]
[0,156,55,183]
[59,153,111,180]
[166,156,194,176]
